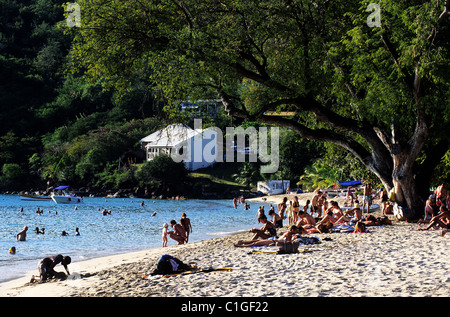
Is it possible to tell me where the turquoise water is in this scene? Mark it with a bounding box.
[0,195,267,283]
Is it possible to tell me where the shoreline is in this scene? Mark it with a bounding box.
[2,194,449,297]
[2,223,449,297]
[0,232,250,297]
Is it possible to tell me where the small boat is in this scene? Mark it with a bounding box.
[51,186,83,204]
[19,193,52,201]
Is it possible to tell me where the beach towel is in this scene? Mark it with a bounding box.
[250,249,312,254]
[331,224,354,233]
[295,236,321,245]
[143,267,232,279]
[276,240,299,254]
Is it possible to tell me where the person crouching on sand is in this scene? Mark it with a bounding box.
[168,220,186,245]
[31,254,71,282]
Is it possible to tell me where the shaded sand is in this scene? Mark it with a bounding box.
[1,194,449,297]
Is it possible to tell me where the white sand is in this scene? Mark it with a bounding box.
[1,193,449,297]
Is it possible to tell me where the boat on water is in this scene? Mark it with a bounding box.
[50,186,83,204]
[19,193,52,201]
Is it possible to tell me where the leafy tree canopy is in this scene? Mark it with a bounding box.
[71,0,450,214]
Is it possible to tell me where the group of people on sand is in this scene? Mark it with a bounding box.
[162,213,193,247]
[236,193,384,247]
[417,184,450,237]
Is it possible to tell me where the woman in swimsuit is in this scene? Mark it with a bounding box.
[292,196,300,224]
[249,214,278,240]
[268,209,283,228]
[235,225,302,247]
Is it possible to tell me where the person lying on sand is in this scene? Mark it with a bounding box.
[235,225,303,247]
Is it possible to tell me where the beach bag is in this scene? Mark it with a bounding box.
[378,216,391,225]
[276,240,299,254]
[296,236,321,245]
[393,203,409,221]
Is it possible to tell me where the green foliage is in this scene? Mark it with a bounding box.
[70,0,450,196]
[2,163,26,181]
[0,0,448,196]
[297,161,339,192]
[277,129,324,182]
[232,162,261,187]
[298,143,380,191]
[136,154,187,187]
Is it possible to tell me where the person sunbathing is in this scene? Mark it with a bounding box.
[295,211,316,229]
[316,210,338,227]
[249,214,278,240]
[234,225,303,247]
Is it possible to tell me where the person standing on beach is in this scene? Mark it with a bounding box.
[312,190,322,209]
[362,183,372,213]
[292,196,300,224]
[16,226,28,241]
[257,206,265,223]
[180,213,192,243]
[168,219,186,245]
[278,197,287,221]
[162,223,169,247]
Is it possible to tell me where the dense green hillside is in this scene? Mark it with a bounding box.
[0,0,448,201]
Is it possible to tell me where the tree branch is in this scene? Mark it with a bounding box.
[380,32,415,91]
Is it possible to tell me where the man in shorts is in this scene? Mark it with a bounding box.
[362,183,372,213]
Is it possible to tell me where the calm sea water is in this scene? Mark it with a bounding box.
[0,195,268,283]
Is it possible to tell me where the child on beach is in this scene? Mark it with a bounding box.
[257,206,265,223]
[162,223,169,247]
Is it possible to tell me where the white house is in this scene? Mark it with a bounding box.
[139,124,218,171]
[257,180,290,195]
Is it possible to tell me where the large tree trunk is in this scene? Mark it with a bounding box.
[392,163,423,219]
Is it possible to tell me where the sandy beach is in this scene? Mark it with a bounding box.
[1,193,449,298]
